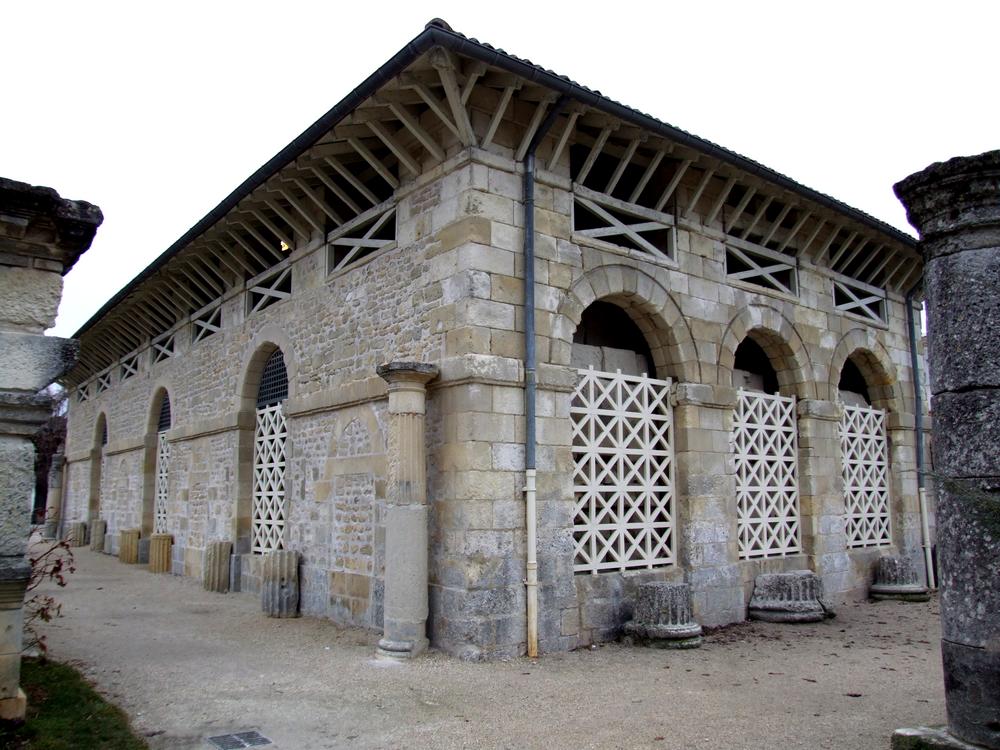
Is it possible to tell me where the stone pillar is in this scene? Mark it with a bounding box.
[147,534,172,574]
[261,549,300,618]
[89,518,107,552]
[118,529,140,564]
[0,178,101,721]
[42,453,65,540]
[894,151,1000,749]
[375,362,438,659]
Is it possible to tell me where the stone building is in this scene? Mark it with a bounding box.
[59,20,933,659]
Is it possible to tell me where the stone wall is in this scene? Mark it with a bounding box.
[64,146,932,658]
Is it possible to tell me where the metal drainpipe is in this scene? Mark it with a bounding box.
[522,96,570,658]
[906,279,936,589]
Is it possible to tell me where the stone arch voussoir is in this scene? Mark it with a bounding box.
[829,328,901,412]
[556,264,701,383]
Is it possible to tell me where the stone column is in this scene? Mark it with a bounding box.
[894,151,1000,749]
[0,178,101,721]
[375,362,438,659]
[42,452,65,539]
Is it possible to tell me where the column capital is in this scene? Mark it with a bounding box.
[377,361,439,387]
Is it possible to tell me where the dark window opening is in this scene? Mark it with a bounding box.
[734,337,779,394]
[157,393,172,432]
[257,349,289,408]
[838,358,871,405]
[573,301,655,376]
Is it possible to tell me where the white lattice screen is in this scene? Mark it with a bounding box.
[839,403,891,547]
[733,390,800,559]
[154,431,170,534]
[571,367,675,574]
[253,403,287,554]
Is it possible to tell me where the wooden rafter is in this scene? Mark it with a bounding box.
[277,188,324,235]
[737,195,773,240]
[761,202,794,247]
[481,84,518,150]
[515,94,556,162]
[798,218,829,259]
[367,120,422,175]
[260,201,307,242]
[828,230,859,268]
[654,159,692,213]
[860,248,897,285]
[292,176,345,226]
[810,222,843,263]
[629,148,668,205]
[229,226,276,266]
[347,137,399,190]
[837,238,873,273]
[403,76,462,141]
[705,175,738,226]
[547,109,581,172]
[460,61,487,104]
[431,49,476,147]
[323,156,379,206]
[605,137,644,196]
[248,210,294,252]
[386,102,446,162]
[777,210,813,254]
[681,166,716,220]
[575,125,615,186]
[725,186,757,233]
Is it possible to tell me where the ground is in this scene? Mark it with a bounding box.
[36,547,945,750]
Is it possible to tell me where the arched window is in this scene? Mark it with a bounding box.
[154,392,172,534]
[732,334,800,559]
[253,350,289,553]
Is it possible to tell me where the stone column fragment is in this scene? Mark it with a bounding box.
[148,534,172,574]
[375,362,438,659]
[870,555,930,602]
[203,541,232,593]
[261,549,300,618]
[65,521,87,547]
[624,582,703,648]
[89,518,107,552]
[895,151,1000,749]
[748,570,827,623]
[118,528,140,564]
[42,453,64,540]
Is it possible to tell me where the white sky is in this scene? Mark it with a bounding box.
[4,1,996,338]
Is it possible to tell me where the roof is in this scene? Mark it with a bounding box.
[73,18,917,342]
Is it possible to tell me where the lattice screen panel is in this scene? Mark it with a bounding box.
[253,403,287,554]
[839,403,891,547]
[572,186,674,261]
[154,431,170,534]
[833,279,886,325]
[571,367,675,574]
[733,390,800,559]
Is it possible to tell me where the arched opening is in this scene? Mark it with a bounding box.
[153,390,172,535]
[733,337,780,394]
[89,413,108,520]
[836,350,893,549]
[252,349,289,554]
[838,358,870,406]
[570,300,676,575]
[731,332,801,560]
[571,301,655,376]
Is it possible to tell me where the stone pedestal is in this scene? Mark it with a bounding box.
[375,362,438,660]
[118,528,140,564]
[895,152,1000,749]
[148,534,172,574]
[89,518,107,552]
[0,178,102,721]
[748,570,827,623]
[624,582,703,648]
[871,555,930,602]
[203,541,232,593]
[42,453,64,539]
[261,550,300,618]
[65,521,87,547]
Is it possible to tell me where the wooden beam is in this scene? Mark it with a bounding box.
[277,189,324,235]
[629,148,667,205]
[737,195,773,239]
[861,248,897,285]
[387,102,446,162]
[211,240,256,276]
[515,95,556,162]
[481,84,517,150]
[230,225,279,265]
[836,237,871,273]
[347,137,399,190]
[725,186,756,234]
[761,202,794,247]
[680,166,716,220]
[431,49,476,147]
[704,175,738,226]
[605,137,643,196]
[546,109,581,172]
[175,264,216,303]
[777,210,813,254]
[654,159,692,213]
[810,222,843,263]
[852,243,885,280]
[799,218,829,259]
[261,199,308,241]
[293,177,345,226]
[828,230,859,268]
[883,253,912,288]
[367,120,422,176]
[251,208,296,249]
[324,156,380,207]
[575,125,615,186]
[460,61,487,104]
[404,78,462,141]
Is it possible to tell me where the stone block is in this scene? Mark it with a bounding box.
[118,528,140,564]
[748,570,827,623]
[870,555,930,602]
[623,582,702,648]
[88,519,106,552]
[148,534,172,574]
[262,549,301,618]
[203,540,232,593]
[64,522,86,547]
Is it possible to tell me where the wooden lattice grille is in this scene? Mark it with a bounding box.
[733,390,800,559]
[839,403,891,547]
[571,367,675,574]
[154,431,170,534]
[252,403,287,554]
[833,278,886,325]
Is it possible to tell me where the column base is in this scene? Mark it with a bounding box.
[375,637,428,660]
[0,688,27,722]
[892,726,990,749]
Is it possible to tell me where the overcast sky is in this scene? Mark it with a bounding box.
[4,1,996,338]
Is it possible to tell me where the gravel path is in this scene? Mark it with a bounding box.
[37,547,945,749]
